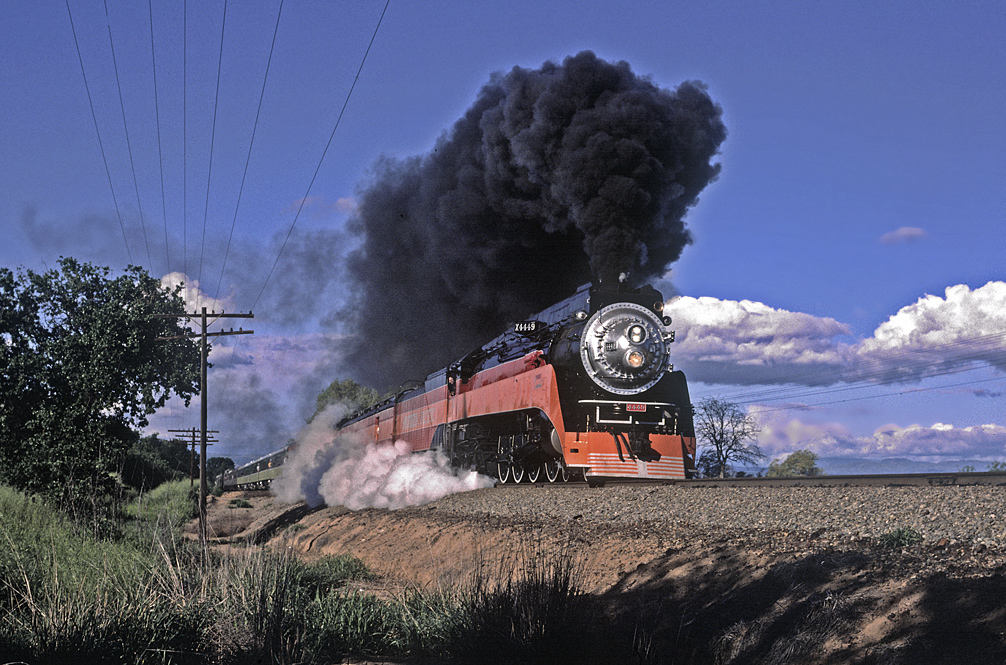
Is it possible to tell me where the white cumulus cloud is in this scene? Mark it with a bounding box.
[668,281,1006,387]
[160,272,233,316]
[756,414,1006,462]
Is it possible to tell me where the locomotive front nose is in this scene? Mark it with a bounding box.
[580,302,673,395]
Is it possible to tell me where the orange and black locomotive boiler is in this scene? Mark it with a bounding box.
[334,281,695,484]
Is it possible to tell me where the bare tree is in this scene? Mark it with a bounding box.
[695,397,765,478]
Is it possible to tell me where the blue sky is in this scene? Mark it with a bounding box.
[2,0,1004,467]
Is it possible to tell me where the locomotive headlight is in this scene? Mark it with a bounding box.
[580,301,669,395]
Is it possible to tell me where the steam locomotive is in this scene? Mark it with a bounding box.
[222,282,695,490]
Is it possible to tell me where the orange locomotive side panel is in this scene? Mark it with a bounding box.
[449,353,567,439]
[321,349,696,482]
[394,385,448,452]
[337,386,449,452]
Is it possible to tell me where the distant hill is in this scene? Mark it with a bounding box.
[817,457,996,475]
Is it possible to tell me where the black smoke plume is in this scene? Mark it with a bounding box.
[342,51,726,390]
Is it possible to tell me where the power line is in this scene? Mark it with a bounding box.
[215,0,285,300]
[64,0,132,264]
[710,329,1006,404]
[691,329,1006,406]
[149,0,170,274]
[214,0,390,450]
[217,0,389,434]
[198,0,229,286]
[103,0,153,268]
[696,334,1006,406]
[746,374,1006,416]
[251,0,391,312]
[183,0,188,277]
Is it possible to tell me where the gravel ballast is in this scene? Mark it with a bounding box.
[431,483,1006,547]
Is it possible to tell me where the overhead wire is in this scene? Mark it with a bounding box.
[710,329,1006,404]
[693,328,1006,403]
[214,0,390,458]
[103,0,153,269]
[182,0,188,278]
[197,0,229,287]
[689,330,1006,411]
[214,0,286,301]
[148,0,170,274]
[747,374,1006,416]
[724,358,1005,408]
[250,0,391,313]
[62,2,390,459]
[64,0,132,264]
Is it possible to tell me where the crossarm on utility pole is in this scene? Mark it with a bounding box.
[154,307,253,551]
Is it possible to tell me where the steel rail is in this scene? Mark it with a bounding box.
[490,471,1006,489]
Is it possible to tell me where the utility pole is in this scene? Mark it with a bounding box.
[168,427,218,488]
[157,307,252,550]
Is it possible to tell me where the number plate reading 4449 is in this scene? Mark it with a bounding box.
[514,320,544,335]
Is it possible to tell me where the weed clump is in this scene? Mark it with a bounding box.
[879,527,923,549]
[445,540,605,665]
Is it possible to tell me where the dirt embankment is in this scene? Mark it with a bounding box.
[198,491,1006,664]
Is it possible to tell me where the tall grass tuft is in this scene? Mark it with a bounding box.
[205,547,405,663]
[0,485,209,663]
[449,538,597,664]
[0,482,403,664]
[878,527,923,549]
[0,483,644,663]
[123,480,198,554]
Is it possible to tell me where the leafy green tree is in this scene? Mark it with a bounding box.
[766,449,824,477]
[310,377,385,422]
[119,434,191,491]
[206,456,235,482]
[0,258,200,501]
[694,397,766,478]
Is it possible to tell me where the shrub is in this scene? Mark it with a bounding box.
[767,450,824,477]
[879,527,922,549]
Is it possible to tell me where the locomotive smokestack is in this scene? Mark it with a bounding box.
[341,51,726,389]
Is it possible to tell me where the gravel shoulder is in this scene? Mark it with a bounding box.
[207,484,1006,664]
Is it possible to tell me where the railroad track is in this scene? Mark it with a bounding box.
[493,471,1006,489]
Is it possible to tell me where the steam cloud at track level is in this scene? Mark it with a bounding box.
[271,405,494,510]
[339,50,727,390]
